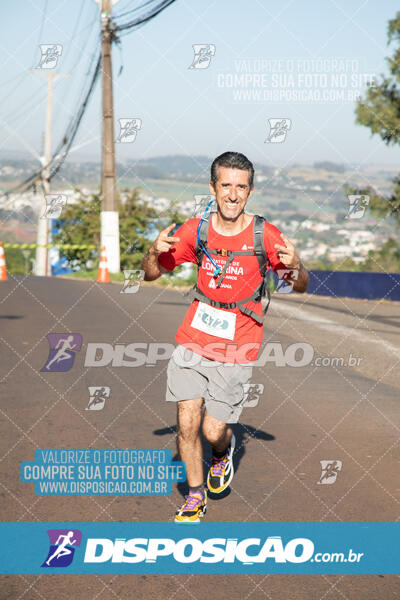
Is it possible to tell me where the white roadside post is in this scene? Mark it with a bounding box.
[94,0,121,273]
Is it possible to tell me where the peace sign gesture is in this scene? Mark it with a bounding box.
[274,234,301,270]
[153,223,181,255]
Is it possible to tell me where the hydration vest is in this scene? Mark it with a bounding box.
[191,214,271,324]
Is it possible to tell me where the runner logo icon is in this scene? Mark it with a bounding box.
[116,118,142,143]
[276,269,299,294]
[37,44,63,69]
[41,194,67,219]
[265,118,291,143]
[192,194,216,217]
[86,386,111,410]
[346,195,369,219]
[188,44,216,69]
[121,270,145,293]
[42,529,82,568]
[317,460,342,485]
[41,333,82,372]
[243,383,264,407]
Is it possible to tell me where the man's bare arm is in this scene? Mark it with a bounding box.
[141,247,168,281]
[141,223,180,281]
[291,262,309,293]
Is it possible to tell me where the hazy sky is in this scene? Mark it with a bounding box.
[2,0,400,169]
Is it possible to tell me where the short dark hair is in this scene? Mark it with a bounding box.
[210,151,254,188]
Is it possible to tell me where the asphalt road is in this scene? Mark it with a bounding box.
[0,275,399,600]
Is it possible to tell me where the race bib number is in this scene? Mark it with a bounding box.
[190,302,236,340]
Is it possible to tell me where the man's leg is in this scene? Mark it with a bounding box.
[202,410,232,453]
[177,397,204,487]
[202,410,236,494]
[174,397,208,523]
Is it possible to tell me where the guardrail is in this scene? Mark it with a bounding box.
[307,270,400,301]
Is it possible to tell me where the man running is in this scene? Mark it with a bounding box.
[141,151,309,522]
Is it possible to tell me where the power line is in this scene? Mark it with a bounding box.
[3,83,48,128]
[50,54,101,180]
[0,73,27,108]
[0,72,26,90]
[2,48,101,195]
[114,0,158,21]
[67,12,100,74]
[61,0,87,66]
[3,0,178,196]
[53,35,101,149]
[114,0,177,33]
[32,0,49,68]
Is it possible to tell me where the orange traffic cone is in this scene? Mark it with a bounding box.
[0,243,7,281]
[97,246,110,283]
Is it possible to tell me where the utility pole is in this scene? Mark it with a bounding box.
[100,0,120,273]
[32,71,70,276]
[34,71,53,276]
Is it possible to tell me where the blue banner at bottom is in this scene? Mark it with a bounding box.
[0,522,398,574]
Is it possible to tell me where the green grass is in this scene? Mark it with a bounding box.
[64,270,125,283]
[63,269,195,288]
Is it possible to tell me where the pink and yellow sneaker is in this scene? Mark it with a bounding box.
[207,433,236,494]
[174,490,207,523]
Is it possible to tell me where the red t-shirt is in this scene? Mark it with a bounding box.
[158,214,286,363]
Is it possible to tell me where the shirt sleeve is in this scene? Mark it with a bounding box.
[157,218,199,271]
[263,222,290,274]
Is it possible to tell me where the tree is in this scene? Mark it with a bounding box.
[4,247,34,274]
[343,12,400,273]
[353,12,400,223]
[356,13,400,146]
[53,188,174,271]
[362,238,400,272]
[53,192,101,269]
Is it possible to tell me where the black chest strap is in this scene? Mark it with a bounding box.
[192,281,265,324]
[191,213,271,323]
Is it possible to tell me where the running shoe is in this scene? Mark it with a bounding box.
[207,433,236,494]
[174,489,207,523]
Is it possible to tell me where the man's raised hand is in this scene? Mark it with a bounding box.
[152,223,180,255]
[274,234,301,270]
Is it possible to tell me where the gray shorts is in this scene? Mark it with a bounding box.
[166,344,253,424]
